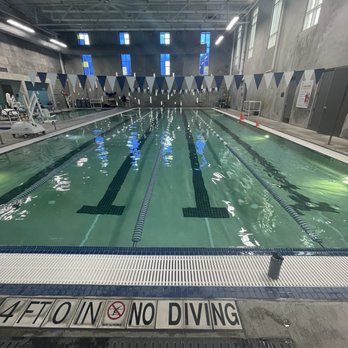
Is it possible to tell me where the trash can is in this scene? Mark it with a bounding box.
[267,252,284,280]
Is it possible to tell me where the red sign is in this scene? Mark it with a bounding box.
[107,301,125,320]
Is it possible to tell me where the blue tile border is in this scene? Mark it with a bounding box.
[0,283,347,300]
[1,245,348,256]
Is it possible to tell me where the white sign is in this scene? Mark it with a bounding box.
[296,80,314,108]
[0,297,242,330]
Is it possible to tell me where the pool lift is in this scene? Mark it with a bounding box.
[0,93,20,120]
[11,92,46,138]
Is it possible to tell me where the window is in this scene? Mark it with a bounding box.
[199,32,210,75]
[234,26,243,70]
[77,32,90,45]
[160,32,170,45]
[160,54,170,76]
[268,0,283,49]
[121,54,132,75]
[247,7,258,59]
[303,0,323,30]
[81,54,94,75]
[119,32,130,45]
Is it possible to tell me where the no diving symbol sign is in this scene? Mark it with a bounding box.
[100,300,130,329]
[107,301,125,320]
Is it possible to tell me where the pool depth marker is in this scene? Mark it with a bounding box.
[78,111,161,215]
[181,110,229,218]
[198,111,323,247]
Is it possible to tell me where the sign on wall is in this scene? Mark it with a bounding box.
[296,80,314,108]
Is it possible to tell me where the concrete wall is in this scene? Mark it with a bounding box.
[61,31,232,77]
[236,0,348,136]
[0,33,61,75]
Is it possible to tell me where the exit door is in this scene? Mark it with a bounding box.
[282,78,297,123]
[308,66,348,136]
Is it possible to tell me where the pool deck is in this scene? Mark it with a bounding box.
[220,108,348,157]
[0,107,128,152]
[0,107,347,347]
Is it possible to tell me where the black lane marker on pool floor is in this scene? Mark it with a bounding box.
[78,112,162,216]
[202,110,338,216]
[0,116,133,206]
[182,110,229,218]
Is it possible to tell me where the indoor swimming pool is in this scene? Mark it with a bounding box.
[0,108,347,249]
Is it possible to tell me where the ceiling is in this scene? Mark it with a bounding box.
[1,0,257,33]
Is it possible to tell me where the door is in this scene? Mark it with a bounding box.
[309,66,348,136]
[308,69,334,132]
[282,78,297,123]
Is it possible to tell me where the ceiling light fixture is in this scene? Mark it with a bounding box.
[49,39,67,48]
[7,19,35,33]
[215,35,224,46]
[226,16,239,31]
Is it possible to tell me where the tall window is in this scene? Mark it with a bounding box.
[199,32,210,75]
[234,26,243,70]
[121,54,132,75]
[303,0,323,30]
[268,0,283,49]
[119,32,130,45]
[160,54,170,76]
[160,32,170,45]
[247,7,258,59]
[78,33,90,45]
[81,54,94,75]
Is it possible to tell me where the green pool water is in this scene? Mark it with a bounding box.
[0,108,347,248]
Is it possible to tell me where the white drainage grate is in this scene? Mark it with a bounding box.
[0,254,347,288]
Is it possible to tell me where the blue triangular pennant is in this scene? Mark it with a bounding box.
[274,72,284,88]
[195,76,204,90]
[77,74,87,89]
[117,76,126,90]
[97,75,107,89]
[57,73,67,88]
[214,76,224,90]
[314,68,325,84]
[234,75,244,89]
[136,76,146,90]
[293,70,304,85]
[37,72,47,84]
[254,74,263,89]
[155,76,165,90]
[175,76,185,90]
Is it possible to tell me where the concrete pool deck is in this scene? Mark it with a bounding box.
[0,298,347,348]
[222,108,348,157]
[0,107,127,151]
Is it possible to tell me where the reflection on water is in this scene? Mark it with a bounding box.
[238,227,260,247]
[212,172,225,184]
[76,157,88,167]
[93,129,109,172]
[0,196,33,221]
[162,131,174,166]
[127,132,141,170]
[161,110,175,167]
[195,133,208,168]
[222,200,235,217]
[53,174,71,192]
